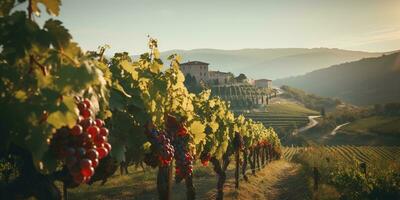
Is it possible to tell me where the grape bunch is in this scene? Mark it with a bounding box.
[200,151,211,167]
[50,98,111,184]
[145,129,174,167]
[173,126,193,183]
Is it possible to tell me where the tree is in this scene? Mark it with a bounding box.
[235,73,247,83]
[321,107,326,117]
[184,74,202,94]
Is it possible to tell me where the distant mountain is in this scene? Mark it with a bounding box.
[274,53,400,105]
[158,48,382,79]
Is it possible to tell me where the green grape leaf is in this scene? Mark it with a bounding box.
[0,0,15,16]
[63,95,76,112]
[0,11,40,63]
[41,150,57,172]
[110,142,126,162]
[62,42,81,60]
[32,0,61,16]
[176,71,185,84]
[190,120,206,145]
[167,54,175,60]
[54,64,99,93]
[113,82,132,98]
[43,19,71,50]
[35,68,54,89]
[120,60,139,80]
[142,142,152,153]
[208,121,219,133]
[14,90,27,102]
[47,110,76,129]
[150,59,163,73]
[153,48,160,59]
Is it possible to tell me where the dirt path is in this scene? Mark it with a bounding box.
[221,160,311,200]
[292,115,320,136]
[69,160,310,200]
[330,122,350,135]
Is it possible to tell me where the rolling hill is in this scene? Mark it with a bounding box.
[158,48,382,79]
[274,52,400,105]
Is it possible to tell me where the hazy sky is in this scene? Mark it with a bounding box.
[34,0,400,54]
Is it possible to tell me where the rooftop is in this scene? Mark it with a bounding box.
[180,61,209,66]
[255,79,272,81]
[209,70,231,75]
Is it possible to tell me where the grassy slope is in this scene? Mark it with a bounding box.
[266,102,319,116]
[342,116,400,136]
[69,164,219,200]
[275,53,400,105]
[293,116,400,146]
[282,146,400,200]
[69,160,310,200]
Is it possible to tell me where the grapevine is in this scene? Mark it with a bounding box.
[144,129,174,167]
[0,0,283,199]
[49,97,111,185]
[172,124,194,183]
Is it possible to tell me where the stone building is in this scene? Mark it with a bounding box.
[208,71,233,85]
[180,61,209,83]
[254,79,272,89]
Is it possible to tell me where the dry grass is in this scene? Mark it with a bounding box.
[68,160,312,200]
[221,160,311,200]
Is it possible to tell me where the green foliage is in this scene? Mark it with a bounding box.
[330,167,400,200]
[234,73,247,83]
[32,0,61,16]
[192,91,281,159]
[280,85,340,111]
[211,84,273,110]
[289,146,400,200]
[0,0,109,172]
[0,0,282,185]
[330,167,370,200]
[183,74,202,94]
[276,53,400,106]
[374,102,400,116]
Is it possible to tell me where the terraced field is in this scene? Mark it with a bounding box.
[282,146,400,164]
[242,112,309,129]
[211,85,274,109]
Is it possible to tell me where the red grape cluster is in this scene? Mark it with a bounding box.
[258,140,268,147]
[173,126,193,183]
[50,98,111,184]
[200,152,211,167]
[146,129,174,167]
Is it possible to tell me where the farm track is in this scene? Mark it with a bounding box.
[221,160,310,200]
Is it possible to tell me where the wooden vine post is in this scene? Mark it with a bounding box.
[251,148,256,174]
[211,150,232,200]
[359,162,367,178]
[261,146,265,166]
[185,174,196,200]
[235,150,240,189]
[234,132,242,189]
[241,149,249,181]
[63,183,68,200]
[157,163,173,200]
[256,146,260,170]
[168,162,173,199]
